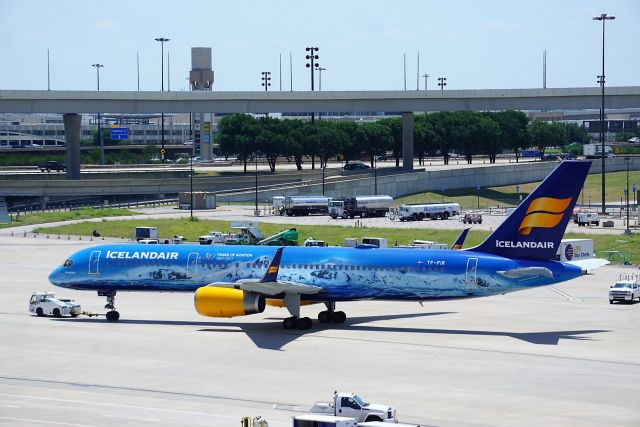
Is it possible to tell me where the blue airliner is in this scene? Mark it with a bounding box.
[49,161,604,329]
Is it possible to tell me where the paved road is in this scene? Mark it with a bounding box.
[0,236,638,427]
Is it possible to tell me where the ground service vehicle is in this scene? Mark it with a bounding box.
[461,212,483,224]
[609,274,640,304]
[29,292,81,317]
[198,231,226,245]
[135,226,158,241]
[329,196,393,219]
[390,202,460,221]
[576,213,599,226]
[281,196,330,216]
[38,160,66,172]
[293,414,356,427]
[555,239,594,262]
[309,392,396,423]
[50,162,611,330]
[303,237,328,247]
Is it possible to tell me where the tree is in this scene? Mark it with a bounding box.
[361,122,393,166]
[414,115,437,165]
[379,117,403,167]
[215,114,259,173]
[529,120,566,159]
[475,114,502,163]
[488,111,530,162]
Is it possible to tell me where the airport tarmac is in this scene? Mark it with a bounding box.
[0,235,639,427]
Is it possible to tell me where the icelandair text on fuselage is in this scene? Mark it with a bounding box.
[496,241,554,249]
[106,251,179,260]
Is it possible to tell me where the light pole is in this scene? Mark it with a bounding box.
[373,154,378,195]
[318,67,326,91]
[593,13,615,214]
[190,153,194,220]
[438,77,447,92]
[625,157,631,235]
[155,37,170,162]
[261,71,271,91]
[91,63,104,165]
[254,153,259,216]
[422,73,430,92]
[305,47,319,123]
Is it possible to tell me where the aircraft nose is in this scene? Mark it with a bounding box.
[48,266,64,286]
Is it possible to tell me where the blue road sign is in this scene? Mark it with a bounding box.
[110,127,129,140]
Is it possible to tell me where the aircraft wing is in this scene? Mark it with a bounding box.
[206,247,323,296]
[207,279,322,296]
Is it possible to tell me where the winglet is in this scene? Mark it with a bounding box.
[451,228,470,250]
[260,247,284,283]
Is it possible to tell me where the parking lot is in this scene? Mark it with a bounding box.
[0,235,639,427]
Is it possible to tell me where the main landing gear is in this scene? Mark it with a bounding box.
[317,301,346,324]
[98,290,120,321]
[281,295,347,330]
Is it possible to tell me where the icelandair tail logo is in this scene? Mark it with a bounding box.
[267,266,279,274]
[518,197,572,235]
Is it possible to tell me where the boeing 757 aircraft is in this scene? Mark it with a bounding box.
[49,161,604,329]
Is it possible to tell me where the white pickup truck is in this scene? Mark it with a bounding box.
[198,231,226,245]
[309,392,396,423]
[609,275,640,304]
[29,292,81,317]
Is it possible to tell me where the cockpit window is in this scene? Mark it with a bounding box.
[63,259,73,268]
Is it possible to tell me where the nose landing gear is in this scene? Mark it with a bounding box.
[98,290,120,321]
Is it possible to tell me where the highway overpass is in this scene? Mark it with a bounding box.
[1,87,639,179]
[1,87,640,114]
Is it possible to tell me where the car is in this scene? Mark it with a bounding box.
[375,155,388,161]
[627,137,640,144]
[542,154,560,161]
[343,162,371,171]
[189,156,208,164]
[38,160,66,172]
[560,153,578,160]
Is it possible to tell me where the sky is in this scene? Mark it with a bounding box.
[1,0,638,92]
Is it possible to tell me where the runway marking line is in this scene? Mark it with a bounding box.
[0,393,238,421]
[0,417,96,427]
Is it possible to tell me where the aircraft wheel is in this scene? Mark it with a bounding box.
[283,316,297,330]
[36,307,44,317]
[53,308,61,318]
[318,311,331,323]
[106,310,120,321]
[297,317,312,330]
[332,311,346,323]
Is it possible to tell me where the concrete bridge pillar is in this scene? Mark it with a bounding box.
[63,113,82,180]
[402,112,414,170]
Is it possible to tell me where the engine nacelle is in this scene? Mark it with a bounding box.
[194,287,266,318]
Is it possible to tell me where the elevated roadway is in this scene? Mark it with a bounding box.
[1,87,640,113]
[1,87,639,180]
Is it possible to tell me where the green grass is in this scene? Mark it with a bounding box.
[1,208,138,229]
[395,170,640,209]
[34,218,640,264]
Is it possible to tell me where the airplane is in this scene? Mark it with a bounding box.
[48,161,606,330]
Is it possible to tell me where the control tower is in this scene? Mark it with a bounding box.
[189,47,214,158]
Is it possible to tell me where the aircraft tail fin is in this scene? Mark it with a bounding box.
[451,228,470,250]
[470,161,591,260]
[260,247,284,283]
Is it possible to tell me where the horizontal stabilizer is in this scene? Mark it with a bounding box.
[565,258,610,272]
[497,267,554,280]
